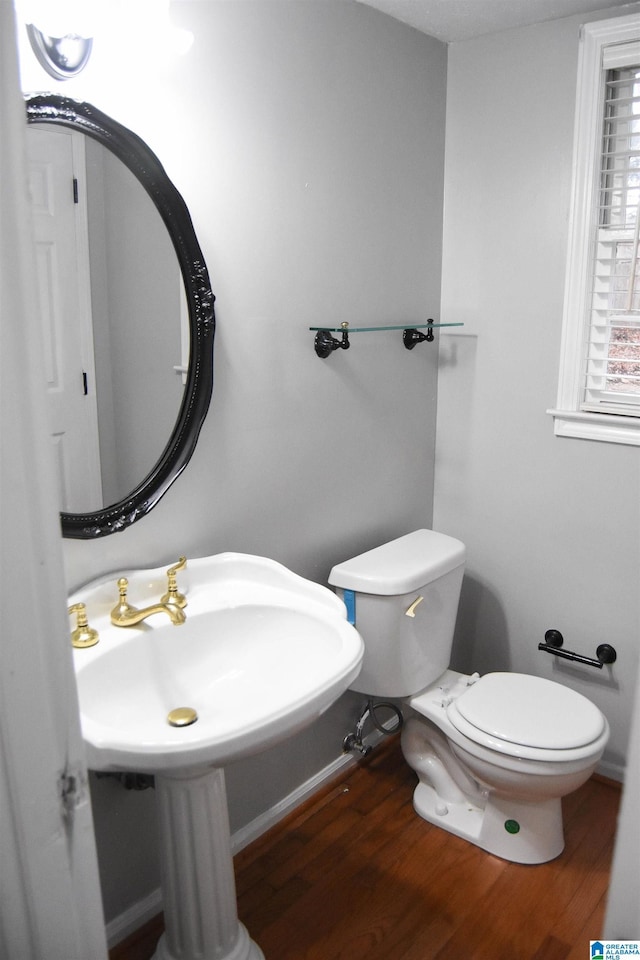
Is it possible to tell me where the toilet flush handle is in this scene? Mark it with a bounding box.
[405,596,424,618]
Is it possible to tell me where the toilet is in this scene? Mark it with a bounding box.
[328,529,609,864]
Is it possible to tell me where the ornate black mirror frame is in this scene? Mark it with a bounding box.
[25,95,216,539]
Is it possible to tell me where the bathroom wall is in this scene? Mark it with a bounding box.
[434,7,640,780]
[18,1,447,929]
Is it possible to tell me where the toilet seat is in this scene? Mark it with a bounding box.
[446,672,607,762]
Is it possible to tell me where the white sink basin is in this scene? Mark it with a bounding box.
[69,553,363,773]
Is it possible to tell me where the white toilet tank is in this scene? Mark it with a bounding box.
[328,530,466,697]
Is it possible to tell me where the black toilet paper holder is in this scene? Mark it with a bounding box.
[538,629,617,669]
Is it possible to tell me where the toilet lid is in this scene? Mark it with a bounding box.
[450,673,605,750]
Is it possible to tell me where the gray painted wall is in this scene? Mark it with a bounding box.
[19,2,447,924]
[435,10,640,778]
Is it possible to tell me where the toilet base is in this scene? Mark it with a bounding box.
[412,781,564,864]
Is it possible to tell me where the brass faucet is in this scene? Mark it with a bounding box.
[111,577,186,627]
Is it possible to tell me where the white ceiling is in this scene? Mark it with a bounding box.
[356,0,634,42]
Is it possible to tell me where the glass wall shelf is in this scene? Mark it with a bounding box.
[309,323,463,333]
[310,321,464,358]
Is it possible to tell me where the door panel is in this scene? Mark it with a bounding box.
[27,126,102,511]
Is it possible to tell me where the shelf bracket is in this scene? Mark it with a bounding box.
[314,323,350,358]
[403,320,435,349]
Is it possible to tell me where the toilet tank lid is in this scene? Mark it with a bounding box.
[328,529,466,595]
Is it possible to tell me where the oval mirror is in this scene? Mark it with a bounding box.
[25,95,215,539]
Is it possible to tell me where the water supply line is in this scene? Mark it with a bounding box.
[343,699,404,756]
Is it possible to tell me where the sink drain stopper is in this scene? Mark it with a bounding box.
[167,707,198,727]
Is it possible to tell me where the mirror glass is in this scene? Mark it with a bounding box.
[25,95,215,539]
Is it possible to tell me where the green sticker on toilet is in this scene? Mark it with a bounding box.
[504,819,520,834]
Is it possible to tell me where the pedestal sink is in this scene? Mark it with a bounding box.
[69,553,363,960]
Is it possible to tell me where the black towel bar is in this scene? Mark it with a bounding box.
[538,629,617,669]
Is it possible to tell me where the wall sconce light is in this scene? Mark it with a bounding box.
[26,22,93,79]
[19,0,95,80]
[22,0,193,80]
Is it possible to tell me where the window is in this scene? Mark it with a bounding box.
[550,14,640,445]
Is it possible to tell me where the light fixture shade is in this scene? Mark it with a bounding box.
[26,22,92,79]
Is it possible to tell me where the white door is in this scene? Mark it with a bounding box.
[2,5,107,955]
[26,125,103,512]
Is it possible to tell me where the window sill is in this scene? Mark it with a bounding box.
[547,408,640,446]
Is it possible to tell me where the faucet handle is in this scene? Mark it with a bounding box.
[111,577,137,624]
[68,602,99,649]
[161,556,187,609]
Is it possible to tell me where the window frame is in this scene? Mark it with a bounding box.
[549,13,640,446]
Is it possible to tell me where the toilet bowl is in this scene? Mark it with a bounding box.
[329,530,609,864]
[402,669,608,862]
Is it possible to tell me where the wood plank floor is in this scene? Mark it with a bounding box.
[109,737,621,960]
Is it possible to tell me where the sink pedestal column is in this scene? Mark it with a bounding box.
[151,767,264,960]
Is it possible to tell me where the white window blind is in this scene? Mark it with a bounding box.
[583,49,640,416]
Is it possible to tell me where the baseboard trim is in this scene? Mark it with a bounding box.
[596,758,624,784]
[105,887,163,949]
[229,750,360,855]
[105,737,385,948]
